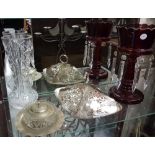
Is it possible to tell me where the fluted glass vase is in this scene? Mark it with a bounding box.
[2,30,38,110]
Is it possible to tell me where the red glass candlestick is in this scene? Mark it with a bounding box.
[86,19,113,79]
[109,24,155,104]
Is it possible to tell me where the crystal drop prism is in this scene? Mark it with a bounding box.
[143,55,154,90]
[107,43,112,68]
[132,58,141,92]
[117,55,126,89]
[83,40,88,66]
[111,51,117,81]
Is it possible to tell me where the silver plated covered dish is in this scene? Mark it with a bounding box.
[55,83,122,119]
[43,54,85,85]
[16,100,64,136]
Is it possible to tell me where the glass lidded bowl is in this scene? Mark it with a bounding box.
[16,100,64,136]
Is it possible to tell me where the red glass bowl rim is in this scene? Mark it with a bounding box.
[85,20,113,24]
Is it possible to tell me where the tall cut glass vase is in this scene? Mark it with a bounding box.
[2,30,38,110]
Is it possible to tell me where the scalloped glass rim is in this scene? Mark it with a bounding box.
[85,19,113,24]
[117,24,155,31]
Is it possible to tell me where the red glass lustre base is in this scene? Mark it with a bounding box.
[88,68,108,79]
[109,86,144,104]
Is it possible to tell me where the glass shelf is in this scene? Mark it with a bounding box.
[4,67,155,137]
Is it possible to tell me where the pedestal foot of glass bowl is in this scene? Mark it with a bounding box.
[109,86,144,104]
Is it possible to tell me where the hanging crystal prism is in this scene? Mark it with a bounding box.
[143,55,154,90]
[117,54,127,89]
[83,38,92,67]
[84,71,90,84]
[87,41,92,66]
[111,51,117,81]
[107,43,112,68]
[83,39,88,66]
[132,57,144,92]
[89,42,95,69]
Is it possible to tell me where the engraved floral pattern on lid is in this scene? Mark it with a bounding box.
[16,100,64,136]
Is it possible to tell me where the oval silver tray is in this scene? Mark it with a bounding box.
[55,83,122,119]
